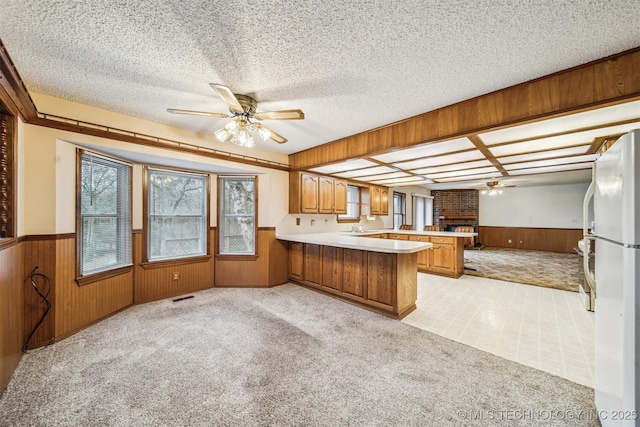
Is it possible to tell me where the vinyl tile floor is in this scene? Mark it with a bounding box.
[402,273,595,387]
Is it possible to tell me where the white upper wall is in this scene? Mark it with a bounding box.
[479,182,590,229]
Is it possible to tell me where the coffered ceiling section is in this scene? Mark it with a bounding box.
[308,99,640,188]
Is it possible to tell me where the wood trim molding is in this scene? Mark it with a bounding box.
[258,227,276,231]
[0,237,18,251]
[289,47,640,169]
[75,265,133,287]
[140,255,212,270]
[18,233,76,242]
[0,39,289,172]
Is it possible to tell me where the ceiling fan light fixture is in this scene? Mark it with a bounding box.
[215,128,231,143]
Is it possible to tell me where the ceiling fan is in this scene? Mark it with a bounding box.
[481,181,515,195]
[167,83,304,147]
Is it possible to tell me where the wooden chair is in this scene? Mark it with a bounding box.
[399,224,413,230]
[423,225,440,231]
[455,226,475,249]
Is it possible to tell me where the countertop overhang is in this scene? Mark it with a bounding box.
[276,232,433,254]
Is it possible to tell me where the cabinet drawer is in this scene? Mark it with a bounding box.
[430,236,455,245]
[388,234,409,240]
[408,235,427,242]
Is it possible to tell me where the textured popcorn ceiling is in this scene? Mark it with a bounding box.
[0,0,638,158]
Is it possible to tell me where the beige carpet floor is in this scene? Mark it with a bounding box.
[463,247,580,292]
[0,284,597,426]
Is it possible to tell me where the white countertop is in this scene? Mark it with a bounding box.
[348,229,477,238]
[276,232,433,254]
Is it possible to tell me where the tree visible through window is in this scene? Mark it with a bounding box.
[79,153,131,275]
[219,176,256,255]
[147,169,207,260]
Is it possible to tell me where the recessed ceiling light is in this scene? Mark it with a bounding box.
[498,145,590,164]
[503,154,596,171]
[371,137,475,163]
[479,100,640,145]
[434,172,502,183]
[508,162,593,175]
[310,159,377,174]
[490,121,640,157]
[409,159,492,175]
[392,150,484,170]
[333,165,396,178]
[426,166,498,179]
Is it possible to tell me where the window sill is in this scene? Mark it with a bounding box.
[76,265,133,287]
[215,254,258,261]
[140,255,212,270]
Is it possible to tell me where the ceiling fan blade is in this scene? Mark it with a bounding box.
[167,108,229,118]
[256,123,287,144]
[254,109,305,120]
[210,83,244,113]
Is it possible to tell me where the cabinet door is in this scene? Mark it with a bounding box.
[289,242,304,280]
[431,243,455,274]
[300,173,319,213]
[333,179,348,214]
[304,244,322,285]
[318,176,334,214]
[380,187,389,215]
[367,252,394,307]
[370,186,381,215]
[322,246,343,290]
[409,235,430,269]
[342,249,366,297]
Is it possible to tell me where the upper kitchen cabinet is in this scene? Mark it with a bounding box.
[290,171,348,214]
[361,185,389,216]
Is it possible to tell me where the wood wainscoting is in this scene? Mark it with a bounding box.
[133,229,215,304]
[0,240,23,396]
[214,227,289,287]
[478,226,583,253]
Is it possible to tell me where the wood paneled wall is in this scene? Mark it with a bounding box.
[215,228,289,287]
[0,241,23,396]
[22,238,56,349]
[133,229,215,304]
[290,48,640,169]
[478,226,582,253]
[54,238,133,338]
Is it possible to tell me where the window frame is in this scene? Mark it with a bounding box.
[216,175,259,260]
[0,109,16,249]
[393,192,406,230]
[337,184,361,223]
[75,150,133,285]
[143,167,210,266]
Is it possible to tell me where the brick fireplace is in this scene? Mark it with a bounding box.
[432,190,479,231]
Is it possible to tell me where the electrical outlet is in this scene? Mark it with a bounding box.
[311,219,315,226]
[172,272,179,281]
[296,218,300,226]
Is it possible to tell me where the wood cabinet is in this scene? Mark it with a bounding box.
[394,233,464,278]
[287,242,417,319]
[361,185,389,216]
[303,244,322,285]
[342,248,366,297]
[408,235,431,270]
[321,246,343,291]
[387,233,409,240]
[289,242,304,280]
[289,171,347,215]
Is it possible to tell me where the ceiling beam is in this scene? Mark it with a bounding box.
[289,47,640,170]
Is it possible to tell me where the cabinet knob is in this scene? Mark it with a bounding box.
[416,238,421,240]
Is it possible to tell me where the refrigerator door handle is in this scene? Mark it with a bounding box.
[583,176,596,292]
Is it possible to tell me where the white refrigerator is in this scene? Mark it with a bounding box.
[592,129,640,425]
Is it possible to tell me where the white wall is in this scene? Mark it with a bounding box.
[479,183,590,229]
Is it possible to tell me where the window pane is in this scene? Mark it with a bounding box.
[148,170,207,260]
[80,154,131,275]
[339,185,360,220]
[219,177,256,255]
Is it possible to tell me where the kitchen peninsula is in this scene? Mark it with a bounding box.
[277,229,477,319]
[277,232,431,319]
